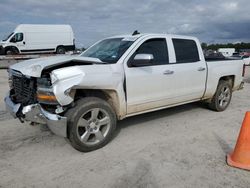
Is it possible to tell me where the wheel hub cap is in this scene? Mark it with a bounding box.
[218,86,231,108]
[76,108,111,145]
[90,122,97,129]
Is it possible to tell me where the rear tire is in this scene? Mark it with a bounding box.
[65,97,117,152]
[208,80,232,111]
[56,46,66,54]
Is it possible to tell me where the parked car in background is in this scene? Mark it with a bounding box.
[5,33,245,152]
[0,24,75,55]
[204,50,225,61]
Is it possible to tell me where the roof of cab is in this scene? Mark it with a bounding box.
[107,33,199,41]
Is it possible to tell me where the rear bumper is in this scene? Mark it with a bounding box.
[4,95,67,137]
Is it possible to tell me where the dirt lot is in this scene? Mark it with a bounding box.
[0,68,250,188]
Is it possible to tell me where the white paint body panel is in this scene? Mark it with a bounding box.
[204,59,244,97]
[123,35,208,114]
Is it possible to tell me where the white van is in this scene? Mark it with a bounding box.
[0,24,75,55]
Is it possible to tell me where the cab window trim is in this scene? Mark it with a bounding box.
[172,38,200,64]
[128,38,169,67]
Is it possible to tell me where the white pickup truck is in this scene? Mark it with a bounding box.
[5,33,245,152]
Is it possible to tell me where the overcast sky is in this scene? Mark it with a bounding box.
[0,0,250,47]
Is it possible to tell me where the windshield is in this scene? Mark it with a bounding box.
[2,32,14,42]
[81,38,134,64]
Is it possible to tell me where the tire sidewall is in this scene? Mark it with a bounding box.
[67,98,116,152]
[56,46,65,54]
[5,47,18,55]
[213,81,232,111]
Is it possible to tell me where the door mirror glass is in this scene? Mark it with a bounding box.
[130,54,154,67]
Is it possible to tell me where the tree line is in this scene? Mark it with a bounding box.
[201,42,250,52]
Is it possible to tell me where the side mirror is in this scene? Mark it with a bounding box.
[130,54,154,67]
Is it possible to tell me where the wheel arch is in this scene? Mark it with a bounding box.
[73,89,124,120]
[218,75,235,88]
[203,75,235,103]
[4,46,19,54]
[56,45,65,53]
[56,45,64,49]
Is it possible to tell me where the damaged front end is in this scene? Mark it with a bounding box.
[5,69,68,137]
[4,55,120,137]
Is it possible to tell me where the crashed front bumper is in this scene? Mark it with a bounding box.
[4,95,67,137]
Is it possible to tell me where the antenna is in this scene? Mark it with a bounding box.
[132,30,140,35]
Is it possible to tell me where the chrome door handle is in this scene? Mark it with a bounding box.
[198,67,206,71]
[163,70,174,75]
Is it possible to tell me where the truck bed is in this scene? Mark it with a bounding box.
[204,59,244,98]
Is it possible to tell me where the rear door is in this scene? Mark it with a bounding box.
[167,38,207,102]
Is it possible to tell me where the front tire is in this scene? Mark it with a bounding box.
[208,80,232,111]
[65,97,117,152]
[5,47,19,55]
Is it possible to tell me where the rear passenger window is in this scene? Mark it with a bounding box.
[133,38,169,65]
[173,39,200,63]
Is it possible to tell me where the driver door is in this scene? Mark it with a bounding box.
[124,38,175,114]
[10,33,25,52]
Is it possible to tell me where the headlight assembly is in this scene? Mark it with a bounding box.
[37,87,58,104]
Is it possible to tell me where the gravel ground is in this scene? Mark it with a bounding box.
[0,68,250,188]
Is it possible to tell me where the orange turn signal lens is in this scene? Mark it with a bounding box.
[37,94,57,102]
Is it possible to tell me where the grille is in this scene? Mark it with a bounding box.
[10,71,36,105]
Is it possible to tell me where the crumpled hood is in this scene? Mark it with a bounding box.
[10,55,103,77]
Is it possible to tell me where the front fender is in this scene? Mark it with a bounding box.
[51,64,126,118]
[52,66,84,105]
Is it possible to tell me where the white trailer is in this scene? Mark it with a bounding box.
[0,24,75,55]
